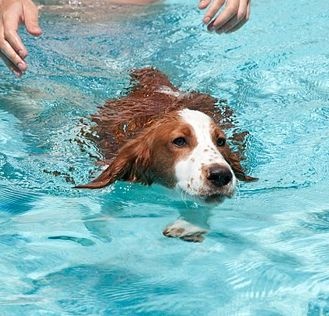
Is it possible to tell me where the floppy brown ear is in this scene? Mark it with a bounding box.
[75,137,152,189]
[225,150,257,182]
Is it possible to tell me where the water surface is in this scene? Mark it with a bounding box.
[1,0,329,314]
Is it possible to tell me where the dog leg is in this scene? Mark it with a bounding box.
[163,207,212,242]
[163,219,208,242]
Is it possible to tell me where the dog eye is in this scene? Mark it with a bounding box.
[173,137,187,147]
[216,137,226,147]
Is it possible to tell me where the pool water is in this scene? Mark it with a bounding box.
[1,0,329,314]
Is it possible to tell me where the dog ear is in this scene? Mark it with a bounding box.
[75,137,152,189]
[224,150,257,182]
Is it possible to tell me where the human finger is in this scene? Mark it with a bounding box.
[3,9,28,58]
[237,0,249,21]
[218,0,248,33]
[23,0,42,36]
[220,15,246,33]
[0,38,27,72]
[0,51,22,77]
[0,16,26,70]
[226,2,250,33]
[199,0,212,10]
[216,15,240,34]
[203,0,225,25]
[211,0,239,29]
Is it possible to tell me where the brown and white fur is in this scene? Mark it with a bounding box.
[77,68,256,241]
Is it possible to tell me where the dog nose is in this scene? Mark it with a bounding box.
[207,165,233,187]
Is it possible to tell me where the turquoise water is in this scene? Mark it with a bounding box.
[1,0,329,314]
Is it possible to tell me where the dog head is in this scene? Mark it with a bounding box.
[76,109,256,200]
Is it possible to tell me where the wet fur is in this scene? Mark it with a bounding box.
[77,67,255,189]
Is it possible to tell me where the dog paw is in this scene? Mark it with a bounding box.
[163,219,208,242]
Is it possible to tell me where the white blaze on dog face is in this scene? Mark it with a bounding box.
[174,109,236,198]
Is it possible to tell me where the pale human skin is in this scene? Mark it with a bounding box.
[199,0,250,33]
[0,0,42,76]
[0,0,250,77]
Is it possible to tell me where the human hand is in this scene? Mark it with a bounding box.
[199,0,250,34]
[0,0,42,77]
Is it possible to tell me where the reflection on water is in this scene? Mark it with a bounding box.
[1,0,329,314]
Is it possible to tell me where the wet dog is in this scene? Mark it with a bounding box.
[77,68,256,241]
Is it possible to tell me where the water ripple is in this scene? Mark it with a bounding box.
[0,0,329,314]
